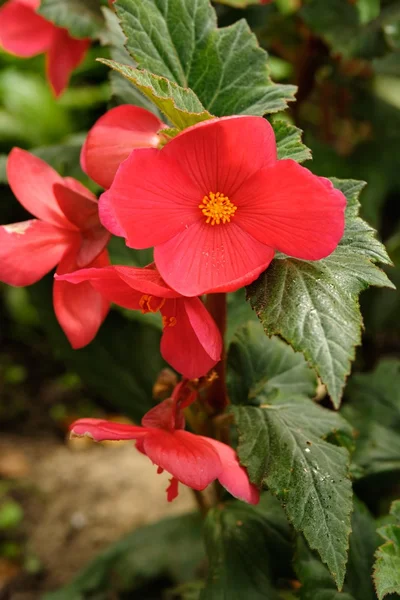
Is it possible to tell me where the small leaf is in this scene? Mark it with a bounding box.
[373,500,400,600]
[343,359,400,478]
[114,0,296,116]
[228,321,318,402]
[38,0,104,38]
[99,59,213,129]
[273,119,312,163]
[232,395,353,589]
[247,178,394,407]
[201,496,292,599]
[44,513,204,599]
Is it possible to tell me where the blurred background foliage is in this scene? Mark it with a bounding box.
[0,0,399,597]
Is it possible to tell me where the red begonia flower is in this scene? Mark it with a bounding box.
[100,116,346,297]
[81,105,166,190]
[0,0,90,96]
[55,264,222,379]
[0,148,110,348]
[70,383,259,504]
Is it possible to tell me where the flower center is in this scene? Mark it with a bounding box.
[199,191,237,226]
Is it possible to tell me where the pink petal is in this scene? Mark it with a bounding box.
[81,105,165,189]
[0,220,74,286]
[99,190,127,237]
[143,429,222,490]
[154,221,275,297]
[7,148,74,229]
[46,28,90,97]
[236,160,346,260]
[160,298,222,378]
[162,116,277,196]
[70,418,147,441]
[53,249,110,349]
[0,0,55,57]
[108,148,202,248]
[204,438,260,505]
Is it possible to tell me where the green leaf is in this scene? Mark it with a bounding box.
[228,321,318,402]
[201,496,292,599]
[232,395,353,589]
[114,0,296,116]
[247,178,394,408]
[373,500,400,600]
[38,0,104,38]
[343,360,400,478]
[0,154,6,183]
[212,0,264,6]
[273,119,312,163]
[44,513,204,600]
[99,59,213,129]
[226,289,259,344]
[295,499,380,600]
[28,276,166,422]
[357,0,380,24]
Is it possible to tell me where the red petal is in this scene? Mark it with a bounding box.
[53,249,110,349]
[0,0,54,57]
[163,116,277,196]
[70,418,147,441]
[52,183,99,230]
[63,176,97,202]
[143,429,222,490]
[81,105,164,189]
[154,221,274,296]
[108,148,201,248]
[46,28,89,97]
[166,477,179,502]
[99,190,127,237]
[160,298,222,378]
[0,220,73,286]
[7,148,74,228]
[236,160,346,260]
[204,438,260,505]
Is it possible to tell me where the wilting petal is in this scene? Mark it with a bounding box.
[161,298,222,378]
[53,249,110,349]
[47,28,89,97]
[163,116,277,196]
[143,429,222,490]
[154,220,274,296]
[0,220,74,286]
[7,148,75,229]
[0,0,54,57]
[81,105,165,189]
[205,438,260,505]
[70,418,147,441]
[236,160,346,260]
[107,148,201,248]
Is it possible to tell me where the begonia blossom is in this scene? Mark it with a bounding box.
[56,264,222,379]
[100,115,346,297]
[0,148,110,348]
[81,105,167,190]
[70,382,259,504]
[0,0,90,96]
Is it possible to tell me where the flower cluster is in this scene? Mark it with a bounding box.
[0,85,346,500]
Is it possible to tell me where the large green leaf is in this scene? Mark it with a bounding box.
[247,179,394,408]
[232,395,353,589]
[38,0,104,38]
[28,276,166,422]
[201,495,292,599]
[99,59,213,129]
[343,360,400,478]
[373,500,400,600]
[274,119,312,163]
[45,513,204,600]
[114,0,296,116]
[228,321,318,402]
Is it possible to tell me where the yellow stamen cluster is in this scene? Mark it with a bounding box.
[139,295,166,314]
[199,192,237,226]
